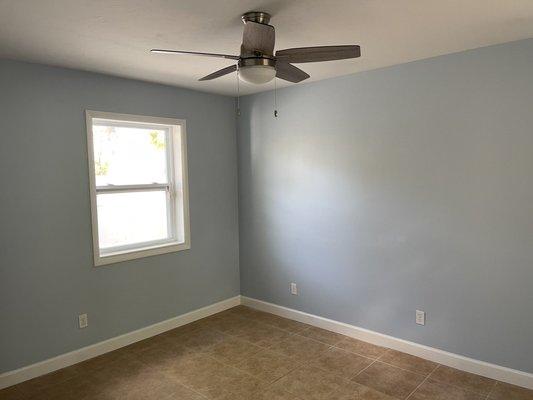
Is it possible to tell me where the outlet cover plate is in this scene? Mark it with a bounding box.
[290,282,298,295]
[415,310,425,325]
[78,313,88,329]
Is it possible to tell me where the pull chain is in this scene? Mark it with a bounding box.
[236,68,241,117]
[273,77,278,118]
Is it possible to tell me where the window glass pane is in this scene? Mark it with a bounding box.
[97,191,170,250]
[93,124,168,186]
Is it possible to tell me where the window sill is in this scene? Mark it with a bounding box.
[94,241,190,266]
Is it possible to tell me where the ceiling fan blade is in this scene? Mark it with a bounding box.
[275,45,360,63]
[276,63,310,83]
[198,65,237,81]
[151,49,240,60]
[241,21,275,57]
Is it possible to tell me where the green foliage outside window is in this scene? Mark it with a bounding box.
[150,131,165,150]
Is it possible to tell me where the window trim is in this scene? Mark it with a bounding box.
[94,124,177,256]
[85,110,190,266]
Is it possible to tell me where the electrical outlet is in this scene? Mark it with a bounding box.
[290,282,298,295]
[78,313,88,329]
[415,310,425,326]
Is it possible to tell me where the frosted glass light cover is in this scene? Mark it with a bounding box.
[239,65,276,84]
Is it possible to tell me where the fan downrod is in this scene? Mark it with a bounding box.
[241,11,271,25]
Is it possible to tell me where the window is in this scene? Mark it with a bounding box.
[86,111,190,266]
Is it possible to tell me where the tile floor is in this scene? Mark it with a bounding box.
[1,306,532,400]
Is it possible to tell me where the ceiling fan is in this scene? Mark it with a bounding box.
[151,11,361,85]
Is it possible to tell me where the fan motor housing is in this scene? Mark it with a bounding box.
[241,11,271,25]
[238,57,276,68]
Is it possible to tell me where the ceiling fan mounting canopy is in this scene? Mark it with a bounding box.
[241,11,271,25]
[150,11,361,85]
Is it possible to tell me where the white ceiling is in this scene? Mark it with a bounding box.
[1,0,532,96]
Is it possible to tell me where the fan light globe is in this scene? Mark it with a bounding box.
[239,65,276,84]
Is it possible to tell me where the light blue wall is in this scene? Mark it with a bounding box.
[0,59,239,372]
[2,38,532,375]
[237,39,533,373]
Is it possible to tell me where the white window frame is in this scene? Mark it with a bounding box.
[85,110,190,266]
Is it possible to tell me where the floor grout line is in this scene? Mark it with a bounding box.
[227,309,440,381]
[235,307,508,397]
[364,358,433,377]
[169,322,309,394]
[167,309,531,400]
[8,306,523,399]
[171,380,212,400]
[423,365,498,398]
[145,308,505,399]
[196,311,374,394]
[352,348,389,379]
[405,363,440,400]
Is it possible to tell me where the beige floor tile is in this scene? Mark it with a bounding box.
[160,320,209,339]
[129,334,171,350]
[136,345,198,375]
[164,382,207,400]
[228,320,293,348]
[21,376,99,400]
[84,356,123,374]
[10,365,80,396]
[272,365,353,400]
[221,307,308,333]
[310,347,374,379]
[205,385,301,400]
[335,337,388,359]
[9,308,514,400]
[379,349,438,375]
[352,383,400,400]
[135,341,182,363]
[225,305,271,320]
[205,336,263,365]
[121,337,162,355]
[489,381,533,400]
[234,348,299,383]
[107,374,202,400]
[231,306,292,323]
[430,365,495,395]
[352,361,426,399]
[205,314,255,334]
[86,358,156,387]
[268,334,331,362]
[165,353,223,383]
[255,313,310,333]
[330,381,399,400]
[0,385,25,400]
[195,366,267,399]
[172,360,233,392]
[171,328,227,353]
[250,386,303,400]
[409,379,485,400]
[219,317,257,335]
[95,367,186,400]
[298,326,346,345]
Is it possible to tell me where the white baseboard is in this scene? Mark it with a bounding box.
[3,295,531,391]
[241,296,533,390]
[0,295,241,390]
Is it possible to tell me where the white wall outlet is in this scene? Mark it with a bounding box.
[290,282,298,295]
[415,310,425,326]
[78,313,88,329]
